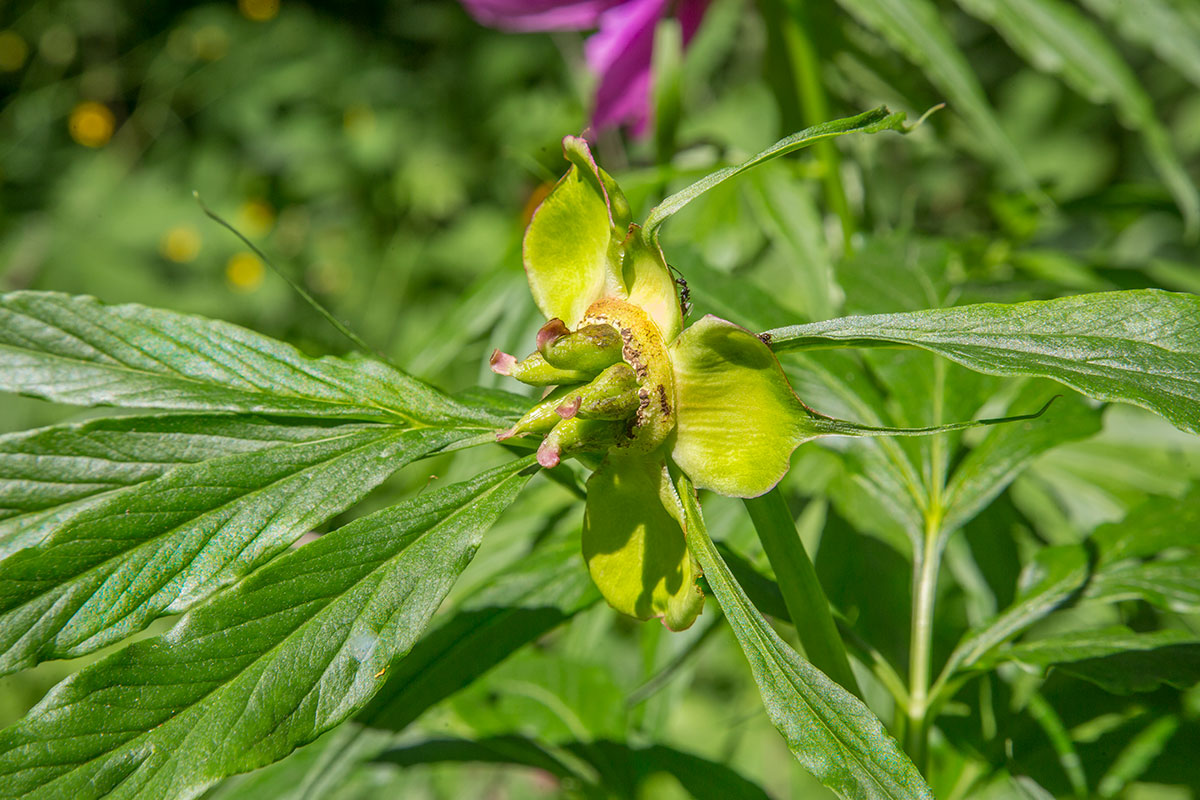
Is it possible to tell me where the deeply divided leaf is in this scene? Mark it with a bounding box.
[0,458,534,800]
[0,422,469,675]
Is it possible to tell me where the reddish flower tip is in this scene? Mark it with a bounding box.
[495,426,518,442]
[490,349,517,376]
[537,318,570,352]
[555,396,582,419]
[536,440,561,468]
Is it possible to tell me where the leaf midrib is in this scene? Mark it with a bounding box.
[0,427,415,643]
[16,472,520,796]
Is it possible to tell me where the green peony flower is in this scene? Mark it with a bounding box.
[486,136,836,632]
[493,135,1051,631]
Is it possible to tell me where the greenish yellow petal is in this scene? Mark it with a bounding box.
[623,232,683,342]
[669,315,815,498]
[582,451,705,631]
[523,137,626,328]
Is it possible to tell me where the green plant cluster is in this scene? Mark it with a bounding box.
[2,1,1200,799]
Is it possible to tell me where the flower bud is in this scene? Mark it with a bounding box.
[490,349,594,386]
[537,320,624,374]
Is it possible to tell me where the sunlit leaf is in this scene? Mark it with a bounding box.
[0,423,466,676]
[766,290,1200,435]
[679,475,933,800]
[0,415,352,558]
[0,458,534,799]
[642,107,908,242]
[0,291,497,426]
[211,536,600,799]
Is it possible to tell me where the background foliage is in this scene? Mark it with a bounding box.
[1,0,1199,797]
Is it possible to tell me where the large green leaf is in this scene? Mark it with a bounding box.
[678,476,933,800]
[0,291,496,426]
[765,290,1200,435]
[833,0,1037,192]
[0,423,467,675]
[952,0,1200,233]
[362,536,599,732]
[0,415,376,558]
[210,535,600,800]
[982,626,1200,694]
[0,458,534,800]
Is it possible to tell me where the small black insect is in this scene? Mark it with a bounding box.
[667,264,692,319]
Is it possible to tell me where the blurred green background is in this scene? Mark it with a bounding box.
[2,0,1199,797]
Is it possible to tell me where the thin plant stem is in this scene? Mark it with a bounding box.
[744,488,863,699]
[906,359,949,770]
[764,0,856,252]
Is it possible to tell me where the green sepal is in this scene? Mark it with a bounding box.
[524,137,627,329]
[582,451,705,631]
[669,316,818,498]
[624,230,683,342]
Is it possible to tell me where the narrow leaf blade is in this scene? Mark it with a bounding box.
[679,476,933,800]
[0,291,496,426]
[642,107,907,241]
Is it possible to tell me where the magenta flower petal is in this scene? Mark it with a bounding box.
[677,0,709,39]
[461,0,625,31]
[585,0,667,133]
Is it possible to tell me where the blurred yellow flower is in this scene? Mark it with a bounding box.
[226,253,265,292]
[0,31,28,72]
[160,226,202,263]
[68,102,114,148]
[239,0,280,22]
[238,200,276,237]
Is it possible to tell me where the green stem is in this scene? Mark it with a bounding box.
[906,359,949,771]
[744,489,862,699]
[760,0,856,251]
[905,517,941,769]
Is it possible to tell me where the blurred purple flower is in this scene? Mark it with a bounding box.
[461,0,708,136]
